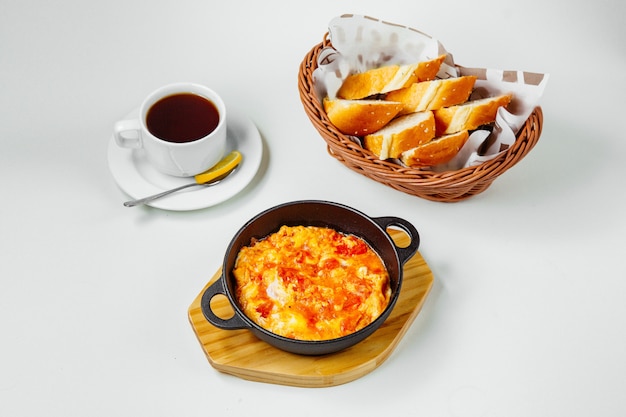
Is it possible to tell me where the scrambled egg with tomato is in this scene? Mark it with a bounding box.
[233,225,391,340]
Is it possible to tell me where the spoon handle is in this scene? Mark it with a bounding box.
[123,151,242,208]
[123,182,202,207]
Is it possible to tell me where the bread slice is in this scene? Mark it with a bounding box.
[337,55,447,100]
[385,76,477,115]
[363,111,436,160]
[400,130,470,167]
[323,97,403,136]
[413,54,447,83]
[434,94,513,135]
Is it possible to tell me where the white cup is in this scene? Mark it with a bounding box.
[113,83,227,177]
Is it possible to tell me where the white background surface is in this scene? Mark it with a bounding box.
[1,1,625,416]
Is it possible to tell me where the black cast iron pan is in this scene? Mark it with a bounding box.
[201,200,420,355]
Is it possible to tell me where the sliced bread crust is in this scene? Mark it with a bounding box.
[323,98,403,136]
[363,111,436,160]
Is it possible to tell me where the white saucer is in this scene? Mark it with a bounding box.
[108,106,263,211]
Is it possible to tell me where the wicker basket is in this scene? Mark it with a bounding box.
[298,36,543,203]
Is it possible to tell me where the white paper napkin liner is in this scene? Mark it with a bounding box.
[312,14,549,170]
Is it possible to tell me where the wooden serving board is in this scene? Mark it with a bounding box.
[187,230,434,388]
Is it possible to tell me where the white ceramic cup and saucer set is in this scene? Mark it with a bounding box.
[114,83,227,177]
[108,82,263,210]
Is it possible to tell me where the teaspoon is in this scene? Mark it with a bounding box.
[123,150,242,207]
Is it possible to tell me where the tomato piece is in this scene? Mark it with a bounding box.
[323,258,340,270]
[255,301,273,318]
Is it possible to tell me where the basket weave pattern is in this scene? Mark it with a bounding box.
[298,37,543,202]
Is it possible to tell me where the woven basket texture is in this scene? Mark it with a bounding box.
[298,36,543,202]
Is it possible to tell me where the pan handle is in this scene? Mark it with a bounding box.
[200,276,250,330]
[373,216,421,265]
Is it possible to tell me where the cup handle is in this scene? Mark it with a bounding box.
[113,119,142,149]
[373,216,421,266]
